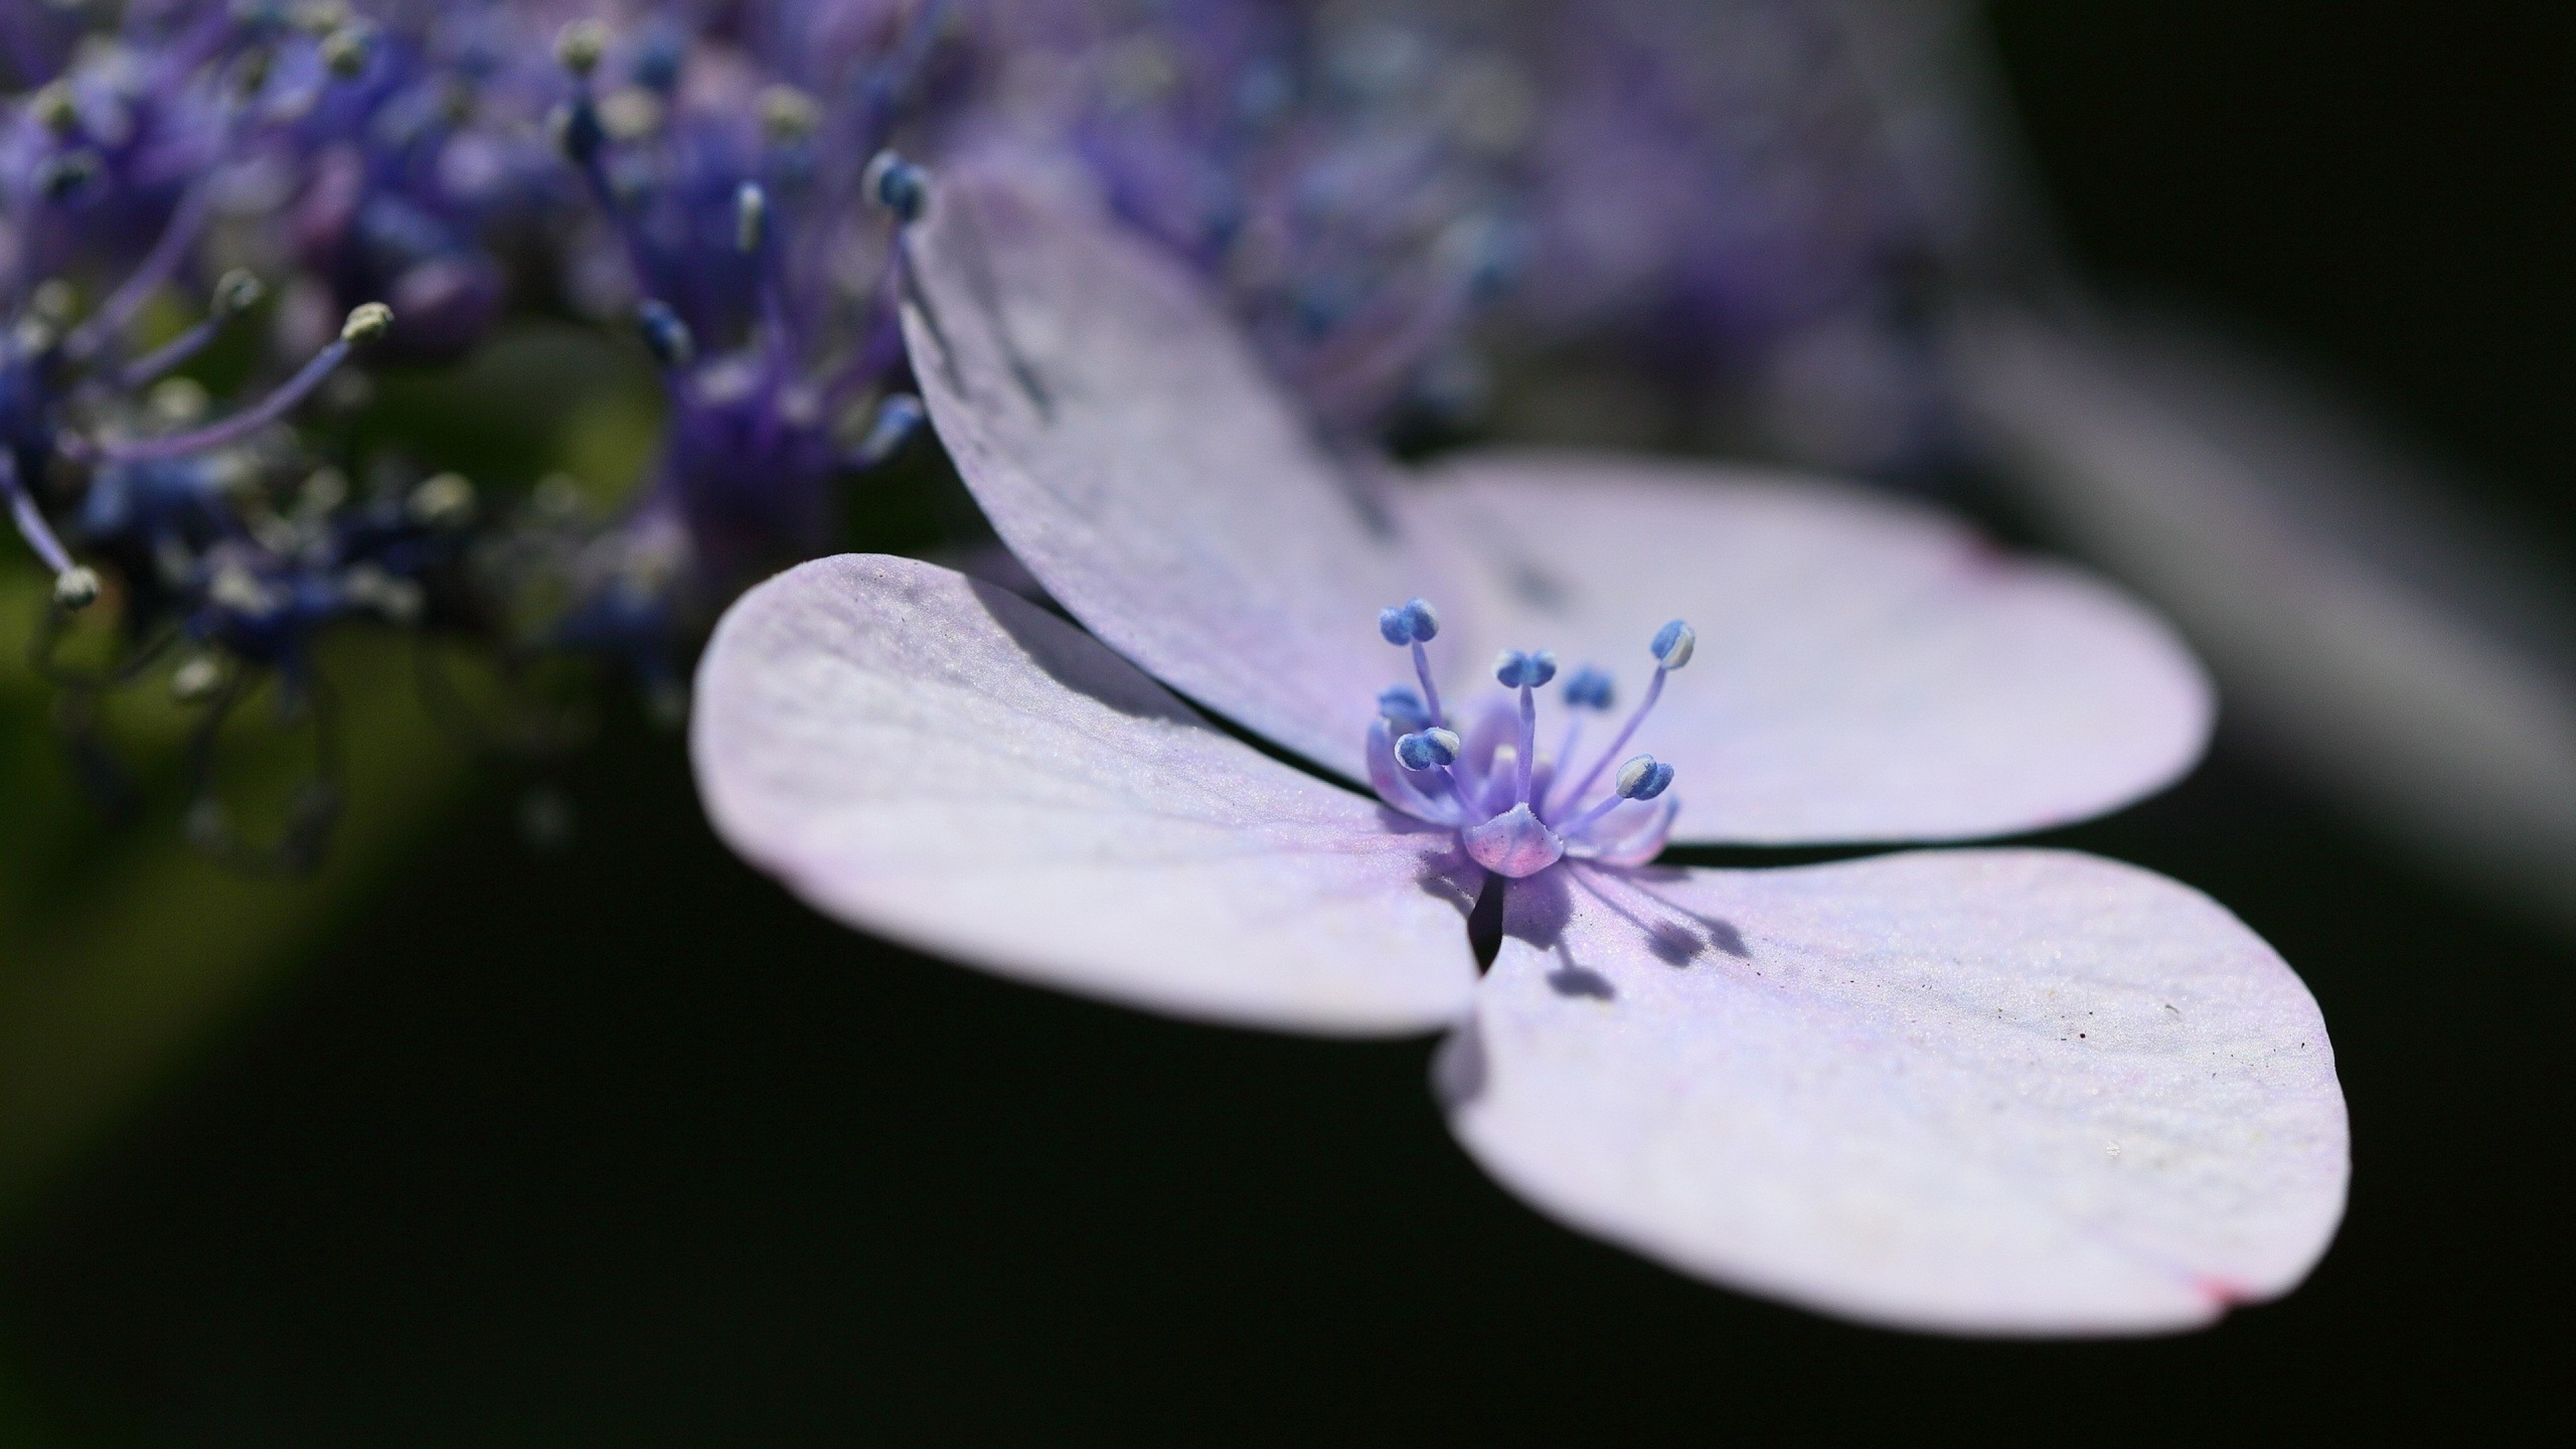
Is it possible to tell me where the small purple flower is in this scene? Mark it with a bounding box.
[264,1,566,360]
[0,1,235,288]
[529,6,949,678]
[692,166,2347,1334]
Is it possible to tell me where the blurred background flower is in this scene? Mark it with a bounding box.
[0,0,2567,1438]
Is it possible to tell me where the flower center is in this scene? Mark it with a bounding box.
[1366,598,1693,878]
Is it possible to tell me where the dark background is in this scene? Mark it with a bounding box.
[6,2,2572,1441]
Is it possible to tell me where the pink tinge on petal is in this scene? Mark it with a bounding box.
[1417,449,2214,845]
[899,160,1470,784]
[691,553,1480,1036]
[1440,849,2347,1335]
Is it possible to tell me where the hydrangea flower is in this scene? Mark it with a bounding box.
[0,0,565,857]
[524,5,954,694]
[692,165,2349,1335]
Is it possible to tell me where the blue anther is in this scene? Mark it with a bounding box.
[1652,619,1697,670]
[1395,727,1461,771]
[735,182,769,252]
[1377,596,1438,646]
[853,393,925,467]
[1615,755,1676,801]
[1562,665,1614,710]
[636,300,695,369]
[1377,685,1430,732]
[1493,649,1558,688]
[864,151,928,223]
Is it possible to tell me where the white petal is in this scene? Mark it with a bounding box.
[1421,449,2214,843]
[1440,850,2347,1335]
[692,553,1479,1036]
[900,162,1463,783]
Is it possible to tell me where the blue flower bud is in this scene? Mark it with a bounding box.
[1652,619,1697,670]
[1614,755,1675,801]
[864,151,928,223]
[1377,596,1438,645]
[1395,727,1461,771]
[1562,665,1615,710]
[637,300,694,369]
[1377,685,1429,732]
[1494,648,1558,688]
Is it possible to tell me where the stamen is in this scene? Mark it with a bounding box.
[1,455,93,610]
[99,304,390,465]
[1491,648,1556,689]
[31,82,77,136]
[407,473,478,530]
[636,300,696,369]
[1394,727,1460,771]
[1557,619,1693,810]
[1617,753,1678,801]
[864,150,930,223]
[1562,665,1614,710]
[1376,596,1445,727]
[52,568,101,612]
[1561,754,1676,835]
[851,392,925,468]
[1395,726,1469,809]
[1377,597,1438,645]
[171,653,225,704]
[548,16,679,311]
[735,182,770,254]
[1551,663,1613,796]
[1492,648,1556,804]
[555,19,609,78]
[118,270,264,389]
[1652,619,1697,670]
[760,85,821,146]
[738,180,796,364]
[66,184,212,360]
